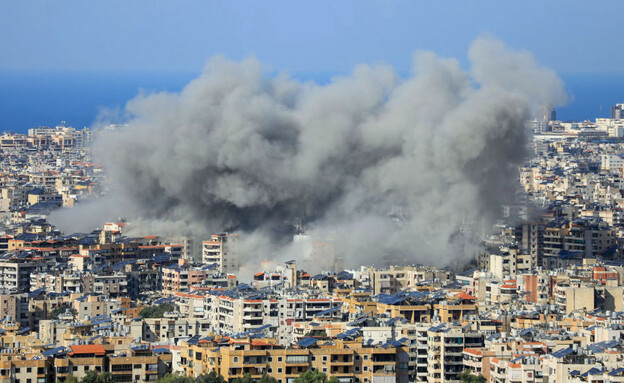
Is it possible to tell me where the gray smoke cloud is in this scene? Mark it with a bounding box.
[50,36,567,271]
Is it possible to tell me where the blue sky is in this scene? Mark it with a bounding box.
[1,0,623,131]
[1,0,623,76]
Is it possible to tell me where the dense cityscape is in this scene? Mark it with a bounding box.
[5,1,624,383]
[0,105,621,383]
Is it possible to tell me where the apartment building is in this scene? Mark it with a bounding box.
[426,324,484,383]
[253,261,299,289]
[202,234,239,273]
[517,272,550,305]
[162,261,235,296]
[0,260,37,293]
[368,266,454,295]
[203,294,343,337]
[515,222,545,266]
[489,355,543,383]
[554,281,595,314]
[542,219,615,263]
[0,356,50,383]
[0,293,31,327]
[180,338,409,383]
[54,344,108,381]
[489,247,533,279]
[107,346,171,382]
[52,344,171,382]
[130,317,214,344]
[485,280,519,307]
[601,154,624,171]
[30,272,129,297]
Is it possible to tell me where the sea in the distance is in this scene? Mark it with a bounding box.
[0,71,622,133]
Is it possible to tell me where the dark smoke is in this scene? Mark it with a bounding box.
[49,36,567,271]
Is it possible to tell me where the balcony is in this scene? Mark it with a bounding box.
[243,357,268,365]
[372,365,396,374]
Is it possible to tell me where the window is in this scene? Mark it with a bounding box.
[286,355,309,364]
[134,365,141,369]
[363,367,368,371]
[233,357,238,363]
[277,357,283,362]
[322,356,327,362]
[322,368,327,373]
[355,366,360,372]
[27,368,32,373]
[277,368,283,373]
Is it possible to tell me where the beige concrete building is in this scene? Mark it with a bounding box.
[368,266,453,295]
[202,234,239,273]
[554,282,595,314]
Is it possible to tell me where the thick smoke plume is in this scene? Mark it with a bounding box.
[50,36,567,271]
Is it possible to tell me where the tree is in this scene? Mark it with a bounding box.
[96,372,115,383]
[60,375,78,383]
[140,303,176,318]
[457,370,486,383]
[155,373,194,383]
[81,371,99,383]
[230,374,254,383]
[258,374,278,383]
[196,371,226,383]
[293,370,338,383]
[81,371,114,383]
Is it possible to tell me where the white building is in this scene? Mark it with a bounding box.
[601,154,624,171]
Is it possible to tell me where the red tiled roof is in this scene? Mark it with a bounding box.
[456,292,477,300]
[464,348,482,356]
[70,344,105,355]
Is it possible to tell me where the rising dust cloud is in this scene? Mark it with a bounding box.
[49,37,567,272]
